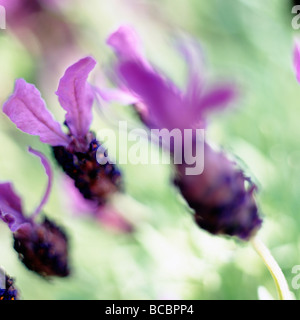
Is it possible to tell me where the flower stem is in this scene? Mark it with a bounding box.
[251,236,293,300]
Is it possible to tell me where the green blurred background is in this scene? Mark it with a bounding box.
[0,0,299,300]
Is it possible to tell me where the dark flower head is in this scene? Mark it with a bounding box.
[13,218,69,277]
[175,144,262,240]
[52,132,122,205]
[3,57,122,206]
[0,148,70,277]
[0,268,19,300]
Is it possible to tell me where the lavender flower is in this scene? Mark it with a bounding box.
[106,25,262,240]
[0,148,69,277]
[3,57,122,206]
[0,268,19,300]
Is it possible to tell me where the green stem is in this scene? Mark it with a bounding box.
[251,236,293,300]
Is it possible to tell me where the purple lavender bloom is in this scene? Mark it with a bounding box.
[107,25,262,240]
[3,57,122,206]
[0,268,19,300]
[0,148,69,277]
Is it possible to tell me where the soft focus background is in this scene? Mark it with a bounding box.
[0,0,299,300]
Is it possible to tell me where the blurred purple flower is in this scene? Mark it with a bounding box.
[3,57,122,206]
[62,176,133,233]
[0,0,81,93]
[0,148,69,277]
[107,25,262,240]
[0,0,75,53]
[106,25,236,132]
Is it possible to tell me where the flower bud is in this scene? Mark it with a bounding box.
[174,144,262,240]
[13,218,69,277]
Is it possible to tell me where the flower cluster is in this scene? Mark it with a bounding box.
[1,23,275,298]
[1,55,131,289]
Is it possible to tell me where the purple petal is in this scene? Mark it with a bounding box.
[61,176,133,233]
[28,147,53,219]
[178,37,235,116]
[107,26,200,131]
[294,41,300,83]
[177,37,206,103]
[56,56,96,139]
[61,175,98,214]
[196,85,236,113]
[3,79,70,147]
[108,25,235,132]
[0,182,27,232]
[0,182,23,213]
[106,25,144,61]
[118,61,184,130]
[94,86,139,105]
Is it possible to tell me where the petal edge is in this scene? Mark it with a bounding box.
[3,79,70,147]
